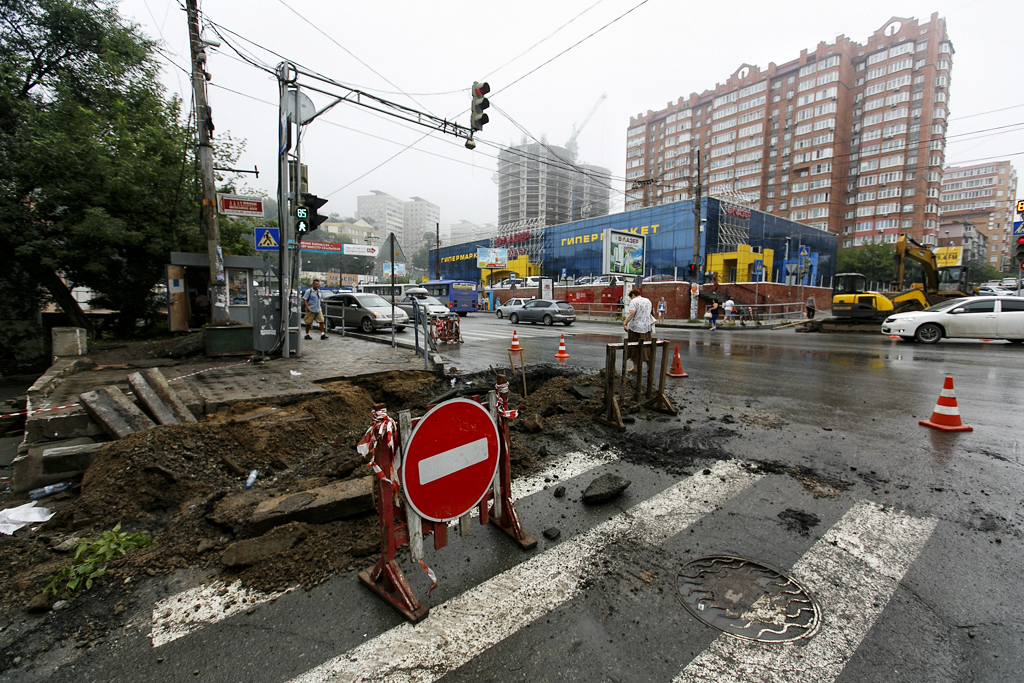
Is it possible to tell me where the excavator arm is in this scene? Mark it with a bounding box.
[893,234,939,292]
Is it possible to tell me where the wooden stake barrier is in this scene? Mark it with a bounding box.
[596,338,677,430]
[358,379,535,623]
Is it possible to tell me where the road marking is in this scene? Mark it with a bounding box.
[149,448,617,647]
[417,437,489,484]
[288,460,760,683]
[674,501,937,683]
[150,580,294,647]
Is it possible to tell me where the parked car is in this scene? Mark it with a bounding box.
[1001,278,1021,288]
[496,297,533,319]
[645,274,677,282]
[880,296,1024,344]
[977,286,1014,297]
[394,294,452,320]
[575,276,594,285]
[508,299,576,326]
[323,292,409,333]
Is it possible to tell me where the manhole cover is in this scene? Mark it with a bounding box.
[675,556,820,643]
[376,357,410,365]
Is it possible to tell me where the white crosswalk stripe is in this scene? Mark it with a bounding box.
[674,501,937,683]
[148,448,617,648]
[288,460,761,683]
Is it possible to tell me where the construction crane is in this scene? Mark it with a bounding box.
[564,93,607,162]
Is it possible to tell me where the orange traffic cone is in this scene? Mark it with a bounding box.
[508,330,523,354]
[919,376,972,432]
[668,346,688,377]
[554,334,569,360]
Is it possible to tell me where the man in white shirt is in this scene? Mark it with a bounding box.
[724,296,735,322]
[622,288,653,373]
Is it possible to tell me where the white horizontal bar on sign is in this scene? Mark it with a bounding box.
[287,459,761,683]
[418,437,490,484]
[674,501,937,683]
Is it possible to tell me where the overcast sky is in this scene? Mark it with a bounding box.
[119,0,1023,229]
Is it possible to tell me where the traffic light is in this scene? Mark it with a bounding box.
[1015,236,1024,263]
[301,193,328,232]
[471,81,490,132]
[687,263,697,279]
[294,203,309,236]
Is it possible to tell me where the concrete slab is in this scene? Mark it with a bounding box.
[79,386,155,439]
[41,442,104,474]
[140,368,197,423]
[12,436,96,493]
[127,371,179,425]
[250,477,374,533]
[187,364,326,413]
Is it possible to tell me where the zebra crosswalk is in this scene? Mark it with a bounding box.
[148,453,938,683]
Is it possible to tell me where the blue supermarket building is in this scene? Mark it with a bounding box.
[430,197,837,286]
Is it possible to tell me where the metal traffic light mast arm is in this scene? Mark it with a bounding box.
[282,62,476,142]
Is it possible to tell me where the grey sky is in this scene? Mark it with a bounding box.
[119,0,1023,229]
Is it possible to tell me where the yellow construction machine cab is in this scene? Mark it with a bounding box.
[831,273,896,319]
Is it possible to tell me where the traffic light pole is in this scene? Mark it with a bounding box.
[277,63,296,358]
[690,155,703,321]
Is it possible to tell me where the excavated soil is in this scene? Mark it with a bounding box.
[0,366,616,621]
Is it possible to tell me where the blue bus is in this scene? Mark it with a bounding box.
[421,280,479,315]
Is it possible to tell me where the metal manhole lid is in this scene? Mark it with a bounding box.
[675,556,820,643]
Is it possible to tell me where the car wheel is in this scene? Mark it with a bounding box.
[899,336,914,342]
[563,321,573,326]
[914,323,943,344]
[496,310,504,319]
[509,313,519,324]
[543,314,553,326]
[361,317,374,333]
[395,326,406,332]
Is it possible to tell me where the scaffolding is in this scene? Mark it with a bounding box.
[712,190,758,252]
[493,217,546,269]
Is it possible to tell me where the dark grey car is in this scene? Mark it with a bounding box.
[508,299,576,326]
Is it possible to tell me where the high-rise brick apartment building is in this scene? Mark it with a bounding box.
[940,161,1018,271]
[625,14,952,248]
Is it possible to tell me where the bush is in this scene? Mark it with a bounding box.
[44,523,152,600]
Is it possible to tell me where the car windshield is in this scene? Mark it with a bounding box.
[358,294,390,308]
[924,298,968,312]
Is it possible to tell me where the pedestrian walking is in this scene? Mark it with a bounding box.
[302,279,328,340]
[622,288,653,373]
[657,297,666,324]
[806,295,816,320]
[708,300,721,331]
[724,295,735,323]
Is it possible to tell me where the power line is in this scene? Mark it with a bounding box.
[950,103,1024,121]
[491,0,652,99]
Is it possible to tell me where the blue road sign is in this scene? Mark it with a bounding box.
[255,228,280,251]
[561,268,567,277]
[753,259,764,274]
[1014,220,1023,237]
[798,245,810,258]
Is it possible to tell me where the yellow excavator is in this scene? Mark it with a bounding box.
[831,235,970,320]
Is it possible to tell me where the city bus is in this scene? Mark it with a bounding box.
[358,283,425,298]
[421,280,479,315]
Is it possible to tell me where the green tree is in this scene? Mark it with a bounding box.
[0,0,243,340]
[836,243,896,284]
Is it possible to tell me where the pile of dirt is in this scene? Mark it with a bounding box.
[0,367,614,620]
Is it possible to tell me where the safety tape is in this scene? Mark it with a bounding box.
[357,407,399,487]
[0,359,254,419]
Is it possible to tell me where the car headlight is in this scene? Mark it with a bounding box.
[884,317,896,323]
[374,312,386,318]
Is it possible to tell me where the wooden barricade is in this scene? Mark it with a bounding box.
[595,338,677,430]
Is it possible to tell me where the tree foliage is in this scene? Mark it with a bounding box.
[0,0,250,348]
[836,244,896,285]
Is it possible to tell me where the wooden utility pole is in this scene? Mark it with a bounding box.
[186,0,228,325]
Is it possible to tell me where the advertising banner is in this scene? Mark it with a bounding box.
[383,262,407,277]
[343,244,380,257]
[217,193,264,218]
[602,229,646,277]
[477,247,508,269]
[934,246,962,267]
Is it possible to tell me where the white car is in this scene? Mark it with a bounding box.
[978,286,1015,297]
[880,296,1024,344]
[495,297,533,319]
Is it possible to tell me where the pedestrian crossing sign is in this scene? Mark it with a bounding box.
[255,228,280,251]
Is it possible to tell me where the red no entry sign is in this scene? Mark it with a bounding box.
[402,399,500,522]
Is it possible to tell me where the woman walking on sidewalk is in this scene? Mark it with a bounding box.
[657,297,666,324]
[708,300,721,331]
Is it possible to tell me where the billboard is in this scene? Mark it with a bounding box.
[602,229,645,276]
[934,246,963,267]
[217,193,264,217]
[383,262,407,277]
[477,247,508,269]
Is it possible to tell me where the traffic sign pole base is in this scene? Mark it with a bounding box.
[359,561,429,623]
[485,508,537,550]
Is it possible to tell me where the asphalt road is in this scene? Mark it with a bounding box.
[18,320,1024,683]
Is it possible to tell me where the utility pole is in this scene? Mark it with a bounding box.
[185,0,227,325]
[690,154,703,320]
[435,222,440,280]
